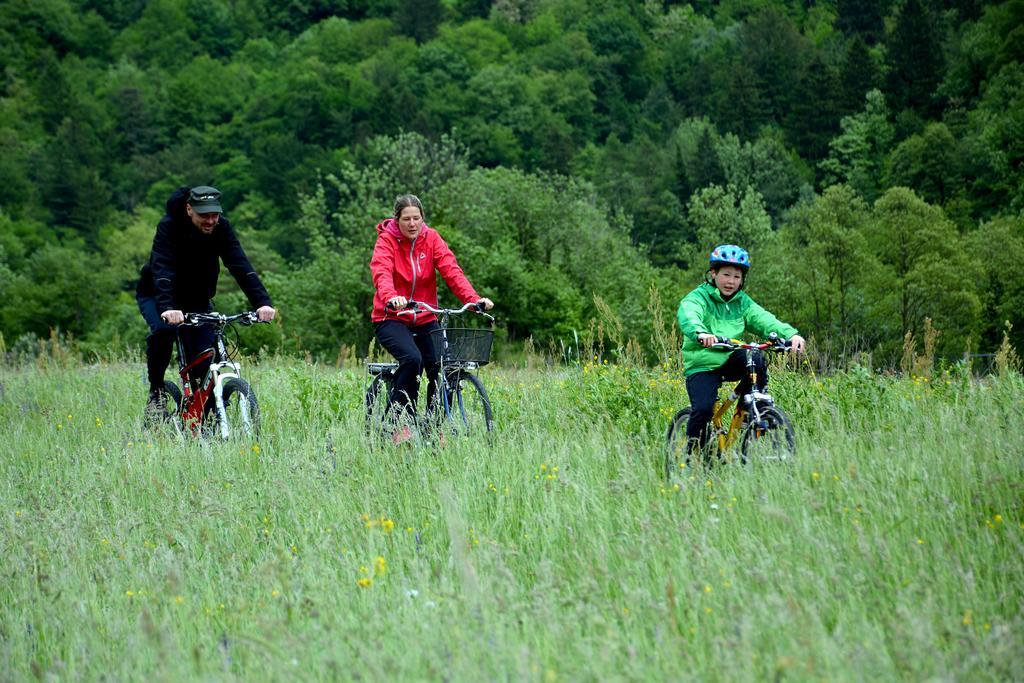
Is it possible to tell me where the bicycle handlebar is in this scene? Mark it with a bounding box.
[391,300,495,322]
[181,311,266,327]
[710,332,792,352]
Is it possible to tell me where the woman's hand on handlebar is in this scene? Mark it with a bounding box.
[697,333,717,348]
[387,296,409,310]
[476,298,494,311]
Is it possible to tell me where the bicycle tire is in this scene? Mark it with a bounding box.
[664,407,693,481]
[211,377,259,439]
[740,405,795,464]
[162,380,183,417]
[443,370,493,436]
[365,373,391,439]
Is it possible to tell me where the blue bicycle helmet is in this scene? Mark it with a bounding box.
[709,244,750,271]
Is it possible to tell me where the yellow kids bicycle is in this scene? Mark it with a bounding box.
[665,335,795,478]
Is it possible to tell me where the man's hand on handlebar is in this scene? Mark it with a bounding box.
[256,305,276,322]
[161,309,184,325]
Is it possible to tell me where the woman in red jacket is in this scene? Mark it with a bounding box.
[370,194,494,443]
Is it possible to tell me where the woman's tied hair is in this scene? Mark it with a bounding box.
[393,194,424,220]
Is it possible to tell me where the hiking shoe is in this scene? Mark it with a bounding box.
[144,388,169,428]
[392,425,414,446]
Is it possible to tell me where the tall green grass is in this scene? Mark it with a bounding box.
[1,360,1021,680]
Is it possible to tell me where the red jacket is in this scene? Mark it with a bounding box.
[370,219,480,325]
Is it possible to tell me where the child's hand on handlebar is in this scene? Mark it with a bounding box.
[697,333,717,348]
[788,334,806,353]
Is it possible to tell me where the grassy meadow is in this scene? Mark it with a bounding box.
[1,354,1022,681]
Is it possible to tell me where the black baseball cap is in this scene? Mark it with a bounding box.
[188,186,223,213]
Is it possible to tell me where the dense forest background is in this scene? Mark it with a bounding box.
[1,0,1022,365]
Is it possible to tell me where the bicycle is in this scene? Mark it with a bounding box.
[664,334,796,478]
[159,311,267,439]
[365,301,495,441]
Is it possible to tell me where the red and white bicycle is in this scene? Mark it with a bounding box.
[161,311,266,439]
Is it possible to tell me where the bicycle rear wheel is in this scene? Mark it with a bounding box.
[664,407,692,481]
[365,373,392,439]
[740,405,795,464]
[442,370,493,436]
[211,377,259,439]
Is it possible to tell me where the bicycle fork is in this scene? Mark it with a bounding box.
[211,361,248,439]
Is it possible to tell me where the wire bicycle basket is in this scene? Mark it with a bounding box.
[432,327,494,365]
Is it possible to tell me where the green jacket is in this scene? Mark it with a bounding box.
[677,282,798,376]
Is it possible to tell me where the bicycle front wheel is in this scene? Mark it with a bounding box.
[162,380,183,417]
[740,406,795,464]
[442,370,493,436]
[213,378,260,438]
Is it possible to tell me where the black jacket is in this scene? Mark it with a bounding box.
[136,187,273,313]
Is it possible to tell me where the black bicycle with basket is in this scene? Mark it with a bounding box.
[365,301,495,438]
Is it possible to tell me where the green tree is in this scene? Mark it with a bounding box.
[820,89,894,201]
[786,56,842,161]
[780,184,874,339]
[716,131,808,224]
[686,184,774,264]
[867,187,982,354]
[432,166,657,347]
[836,0,886,43]
[737,9,809,126]
[963,62,1024,215]
[886,122,964,205]
[885,0,944,116]
[394,0,445,44]
[691,126,726,191]
[965,215,1024,351]
[0,245,118,340]
[839,35,881,116]
[717,60,771,139]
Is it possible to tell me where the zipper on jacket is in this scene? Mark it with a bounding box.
[408,237,418,322]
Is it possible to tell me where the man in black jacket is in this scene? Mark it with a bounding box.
[136,185,276,424]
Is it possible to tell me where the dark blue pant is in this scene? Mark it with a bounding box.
[137,295,214,392]
[374,320,440,417]
[685,349,768,448]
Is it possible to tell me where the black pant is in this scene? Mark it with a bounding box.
[137,295,214,392]
[374,320,440,417]
[685,349,768,449]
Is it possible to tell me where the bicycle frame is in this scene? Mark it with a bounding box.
[388,301,494,429]
[706,337,788,457]
[174,312,257,438]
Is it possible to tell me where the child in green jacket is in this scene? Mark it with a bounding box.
[677,244,806,457]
